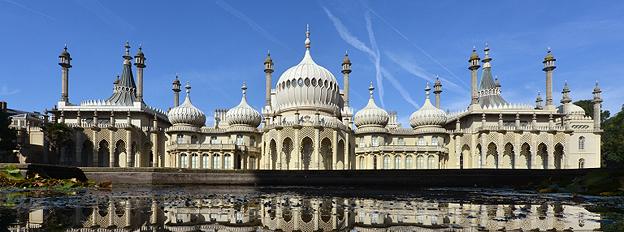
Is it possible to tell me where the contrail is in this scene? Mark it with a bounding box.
[365,7,468,88]
[364,12,385,107]
[216,0,288,49]
[381,68,419,109]
[385,51,464,93]
[1,0,55,21]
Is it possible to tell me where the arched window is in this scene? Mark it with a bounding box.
[406,156,413,169]
[224,154,232,169]
[372,136,379,147]
[236,135,244,145]
[394,156,401,169]
[202,155,209,169]
[431,136,438,146]
[191,154,199,168]
[417,137,426,146]
[191,135,198,144]
[579,158,585,169]
[359,156,365,169]
[212,154,221,169]
[176,134,184,144]
[383,155,390,169]
[249,157,256,170]
[180,154,188,168]
[578,136,586,150]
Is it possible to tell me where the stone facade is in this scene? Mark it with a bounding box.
[24,28,601,170]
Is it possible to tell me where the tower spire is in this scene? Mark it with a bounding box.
[368,82,374,99]
[241,81,247,99]
[305,24,311,49]
[468,46,480,107]
[425,82,431,99]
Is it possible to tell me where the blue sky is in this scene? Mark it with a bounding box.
[1,0,623,125]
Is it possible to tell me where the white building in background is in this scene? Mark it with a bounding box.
[39,27,602,170]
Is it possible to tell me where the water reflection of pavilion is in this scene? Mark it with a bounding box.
[7,194,601,231]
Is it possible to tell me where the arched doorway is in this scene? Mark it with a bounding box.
[336,140,345,170]
[554,143,564,169]
[81,140,93,167]
[486,143,499,169]
[520,143,531,169]
[503,143,514,169]
[427,155,437,169]
[114,140,126,168]
[461,145,471,169]
[97,140,109,167]
[416,155,425,169]
[301,137,313,170]
[282,138,293,170]
[270,139,277,170]
[537,143,548,169]
[320,138,332,170]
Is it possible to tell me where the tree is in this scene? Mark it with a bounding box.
[0,111,17,162]
[602,109,624,168]
[42,123,74,164]
[573,100,610,123]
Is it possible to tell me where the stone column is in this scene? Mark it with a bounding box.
[109,130,115,167]
[294,129,300,170]
[126,129,132,167]
[75,133,82,166]
[332,130,338,170]
[344,133,350,169]
[92,130,98,166]
[313,128,320,169]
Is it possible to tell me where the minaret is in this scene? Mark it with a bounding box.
[172,75,181,107]
[342,51,352,108]
[264,51,274,107]
[592,81,603,130]
[543,48,556,110]
[561,81,571,114]
[468,47,480,107]
[134,44,146,102]
[58,44,72,103]
[433,76,442,108]
[535,91,543,110]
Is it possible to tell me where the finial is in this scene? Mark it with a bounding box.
[64,44,68,51]
[267,50,270,56]
[368,82,374,98]
[484,42,489,50]
[185,81,191,93]
[305,24,311,49]
[425,82,431,99]
[241,81,247,98]
[124,41,130,55]
[139,43,143,51]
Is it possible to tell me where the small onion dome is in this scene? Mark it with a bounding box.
[167,82,206,127]
[59,44,70,57]
[410,82,447,128]
[226,82,262,127]
[354,83,389,128]
[469,47,479,61]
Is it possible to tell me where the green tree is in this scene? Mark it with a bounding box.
[0,111,17,161]
[42,123,73,163]
[573,100,610,123]
[602,108,624,168]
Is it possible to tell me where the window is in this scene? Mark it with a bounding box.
[406,156,413,169]
[417,137,426,146]
[250,137,256,146]
[579,158,585,169]
[398,137,405,145]
[394,156,401,169]
[372,136,379,147]
[236,135,244,145]
[191,154,199,168]
[212,155,221,169]
[202,155,209,169]
[359,156,365,169]
[383,155,390,169]
[176,134,184,144]
[191,135,198,144]
[249,157,257,170]
[224,154,232,169]
[579,136,586,150]
[210,136,218,144]
[431,136,438,146]
[180,154,188,168]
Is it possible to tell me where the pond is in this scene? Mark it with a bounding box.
[1,186,623,231]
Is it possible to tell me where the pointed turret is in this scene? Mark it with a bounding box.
[134,44,146,102]
[264,51,274,108]
[468,47,480,106]
[433,76,442,108]
[543,47,556,110]
[535,91,543,110]
[172,74,181,107]
[342,51,352,108]
[106,42,137,105]
[593,81,603,130]
[58,44,72,103]
[478,44,507,107]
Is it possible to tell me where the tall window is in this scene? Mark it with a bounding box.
[191,154,199,168]
[176,134,184,144]
[180,154,188,168]
[398,137,405,145]
[236,135,244,146]
[579,136,586,150]
[224,154,232,169]
[394,156,401,169]
[202,155,209,169]
[579,158,585,169]
[191,136,198,144]
[372,136,379,147]
[210,136,218,144]
[250,137,256,146]
[249,157,256,170]
[212,154,221,169]
[431,136,438,146]
[359,156,365,169]
[383,155,390,169]
[406,156,413,169]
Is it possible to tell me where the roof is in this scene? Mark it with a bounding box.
[106,57,137,105]
[478,65,508,107]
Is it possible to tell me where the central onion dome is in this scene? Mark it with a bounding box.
[275,26,340,114]
[226,83,262,127]
[410,83,447,128]
[167,82,206,127]
[354,83,389,128]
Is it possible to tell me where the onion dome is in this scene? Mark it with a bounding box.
[275,25,341,114]
[410,82,447,128]
[167,82,206,127]
[354,83,389,128]
[563,103,586,115]
[226,82,262,127]
[558,81,585,115]
[59,44,70,57]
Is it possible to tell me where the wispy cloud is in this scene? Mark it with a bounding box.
[1,0,55,21]
[385,51,464,93]
[364,7,468,88]
[0,85,20,96]
[323,7,420,109]
[216,0,288,49]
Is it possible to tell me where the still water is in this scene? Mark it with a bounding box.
[1,186,623,231]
